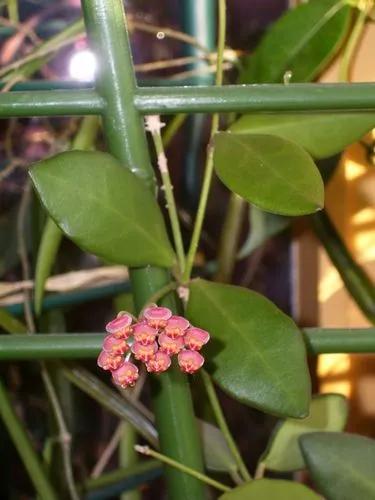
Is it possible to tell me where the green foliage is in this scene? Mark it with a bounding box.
[300,432,375,500]
[29,150,175,268]
[239,0,352,84]
[199,420,238,473]
[213,132,324,215]
[230,113,375,160]
[219,479,320,499]
[261,394,348,472]
[187,279,311,418]
[237,206,290,259]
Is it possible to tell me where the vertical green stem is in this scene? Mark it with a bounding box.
[214,193,245,282]
[0,379,58,500]
[339,0,373,82]
[146,116,186,273]
[201,370,252,482]
[81,1,205,498]
[120,423,141,500]
[183,0,227,282]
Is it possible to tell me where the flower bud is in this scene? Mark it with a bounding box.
[146,351,171,373]
[105,313,133,339]
[184,327,210,351]
[133,323,158,345]
[178,350,205,374]
[131,341,158,362]
[112,362,139,388]
[164,315,190,339]
[102,335,129,355]
[142,305,172,328]
[97,350,123,371]
[158,333,184,355]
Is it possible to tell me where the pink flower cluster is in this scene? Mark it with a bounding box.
[97,305,210,389]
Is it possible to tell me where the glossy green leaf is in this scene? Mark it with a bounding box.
[187,279,311,418]
[213,133,324,216]
[237,206,290,260]
[240,0,351,83]
[219,479,320,499]
[262,394,348,472]
[231,113,375,160]
[300,432,375,500]
[199,420,237,473]
[29,151,175,268]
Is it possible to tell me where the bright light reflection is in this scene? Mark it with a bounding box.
[69,50,97,81]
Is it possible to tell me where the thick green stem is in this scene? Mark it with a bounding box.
[311,210,375,324]
[183,0,227,281]
[201,370,252,482]
[81,0,206,498]
[0,379,58,500]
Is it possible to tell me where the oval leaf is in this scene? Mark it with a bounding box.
[213,133,324,216]
[240,0,351,83]
[29,151,175,268]
[231,113,375,160]
[300,432,375,500]
[262,393,348,472]
[199,420,238,473]
[219,479,320,500]
[187,279,311,418]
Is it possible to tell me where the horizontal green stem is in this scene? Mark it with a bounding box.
[5,281,131,317]
[1,83,375,118]
[0,329,374,358]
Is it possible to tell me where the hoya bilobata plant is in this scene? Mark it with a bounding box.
[1,0,374,499]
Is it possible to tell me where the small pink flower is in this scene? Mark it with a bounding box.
[133,323,158,345]
[184,327,210,351]
[102,335,129,355]
[97,350,123,371]
[158,333,184,355]
[106,313,133,339]
[112,362,139,388]
[142,305,172,328]
[131,341,158,362]
[146,351,171,373]
[164,315,190,339]
[178,350,205,374]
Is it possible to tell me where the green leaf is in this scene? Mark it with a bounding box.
[0,309,27,334]
[199,420,237,473]
[262,394,348,472]
[186,279,311,418]
[237,206,290,260]
[300,432,375,500]
[230,113,375,160]
[240,0,351,83]
[29,151,175,268]
[219,479,320,499]
[213,133,324,216]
